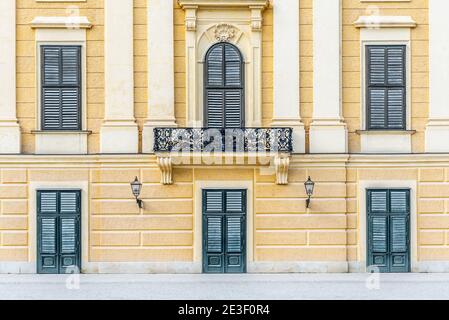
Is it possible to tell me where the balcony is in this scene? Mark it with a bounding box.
[153,127,293,153]
[153,127,293,186]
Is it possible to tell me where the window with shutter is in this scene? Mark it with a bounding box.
[205,43,244,128]
[366,46,406,130]
[367,189,410,273]
[203,189,246,273]
[41,46,82,130]
[37,190,81,274]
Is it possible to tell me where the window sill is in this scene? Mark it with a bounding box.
[31,130,92,135]
[356,130,416,136]
[33,131,90,155]
[357,130,415,154]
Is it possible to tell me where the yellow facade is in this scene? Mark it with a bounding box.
[4,156,449,270]
[3,0,449,274]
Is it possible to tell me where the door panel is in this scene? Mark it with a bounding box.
[204,215,225,273]
[39,192,58,214]
[390,190,409,213]
[226,191,245,213]
[225,216,245,273]
[205,191,224,212]
[60,217,78,254]
[226,216,243,253]
[203,190,246,274]
[370,216,388,253]
[206,216,224,253]
[369,190,388,213]
[367,189,410,273]
[60,191,80,214]
[38,217,58,274]
[390,216,408,252]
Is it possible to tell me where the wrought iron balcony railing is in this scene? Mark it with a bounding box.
[154,127,293,153]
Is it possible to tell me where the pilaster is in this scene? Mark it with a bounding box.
[426,0,449,152]
[101,0,138,153]
[272,0,305,153]
[0,0,21,154]
[142,0,177,153]
[309,0,347,153]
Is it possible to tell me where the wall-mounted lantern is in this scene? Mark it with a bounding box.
[304,176,315,209]
[130,176,143,209]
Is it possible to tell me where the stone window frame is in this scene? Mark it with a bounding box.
[30,17,92,154]
[178,0,269,128]
[354,16,417,153]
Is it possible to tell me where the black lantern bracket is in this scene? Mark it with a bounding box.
[130,176,144,209]
[304,176,315,209]
[136,198,143,209]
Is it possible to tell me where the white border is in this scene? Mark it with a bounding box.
[29,181,89,273]
[358,180,417,272]
[360,29,412,131]
[184,8,264,128]
[33,29,89,154]
[194,180,254,270]
[359,28,413,153]
[36,37,87,131]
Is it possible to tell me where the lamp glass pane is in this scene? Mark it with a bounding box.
[130,178,142,197]
[304,179,315,197]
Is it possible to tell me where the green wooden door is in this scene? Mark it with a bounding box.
[203,189,246,273]
[37,190,81,274]
[367,189,410,273]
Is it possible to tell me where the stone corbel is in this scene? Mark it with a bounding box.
[250,6,264,31]
[157,156,173,185]
[274,154,290,185]
[185,6,198,31]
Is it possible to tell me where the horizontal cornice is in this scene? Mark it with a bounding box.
[2,154,449,168]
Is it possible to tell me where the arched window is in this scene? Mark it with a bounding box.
[204,43,244,128]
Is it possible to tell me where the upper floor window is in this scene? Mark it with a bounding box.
[366,45,406,130]
[41,45,82,131]
[204,42,244,128]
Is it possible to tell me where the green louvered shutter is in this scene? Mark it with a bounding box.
[225,215,245,273]
[59,191,81,274]
[367,190,389,272]
[203,190,246,273]
[205,43,244,128]
[367,46,406,130]
[41,46,81,130]
[37,191,58,274]
[37,190,81,274]
[204,215,225,273]
[389,190,410,272]
[367,189,410,273]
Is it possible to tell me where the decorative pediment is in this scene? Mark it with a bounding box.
[178,0,269,9]
[354,16,417,28]
[178,0,268,32]
[30,16,92,29]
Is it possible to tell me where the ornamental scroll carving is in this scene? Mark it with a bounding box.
[214,23,236,42]
[157,156,173,185]
[274,155,290,185]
